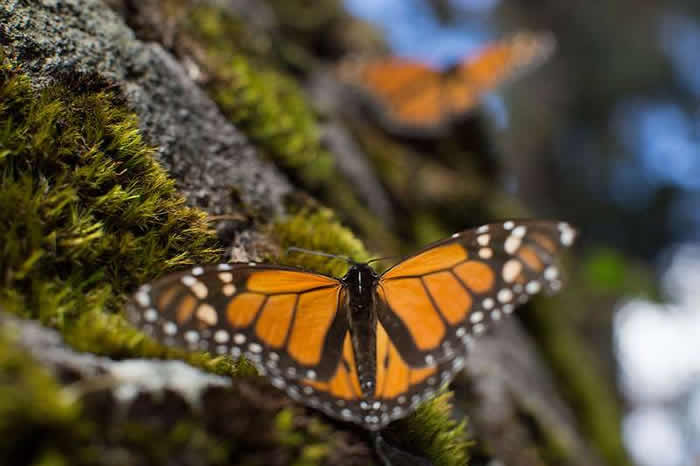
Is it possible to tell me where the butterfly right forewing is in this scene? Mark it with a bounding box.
[376,220,576,368]
[452,31,556,114]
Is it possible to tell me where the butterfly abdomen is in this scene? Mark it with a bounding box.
[343,264,379,398]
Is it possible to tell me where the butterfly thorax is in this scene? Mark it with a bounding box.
[342,263,379,398]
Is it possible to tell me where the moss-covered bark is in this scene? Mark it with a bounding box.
[0,0,637,465]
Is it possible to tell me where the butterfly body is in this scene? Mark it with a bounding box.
[342,263,380,397]
[127,220,576,430]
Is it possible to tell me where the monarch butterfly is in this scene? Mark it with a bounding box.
[127,220,576,430]
[337,32,556,135]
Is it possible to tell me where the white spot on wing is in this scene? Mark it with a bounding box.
[502,259,522,282]
[135,291,151,308]
[504,235,522,254]
[497,288,513,303]
[222,283,236,296]
[477,234,490,246]
[561,229,575,246]
[190,282,208,299]
[249,343,262,353]
[144,308,158,322]
[214,329,229,343]
[544,266,559,280]
[196,304,217,325]
[526,281,541,294]
[512,225,527,238]
[218,272,233,283]
[181,275,196,286]
[163,321,177,335]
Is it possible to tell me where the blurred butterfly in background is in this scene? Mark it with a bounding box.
[337,32,556,136]
[127,220,576,430]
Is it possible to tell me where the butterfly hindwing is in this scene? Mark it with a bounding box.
[288,331,368,425]
[127,264,348,382]
[368,320,465,428]
[376,220,576,367]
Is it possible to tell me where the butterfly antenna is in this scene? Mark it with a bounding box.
[366,255,401,265]
[286,247,356,265]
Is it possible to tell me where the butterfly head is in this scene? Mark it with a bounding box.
[342,263,380,300]
[343,263,379,286]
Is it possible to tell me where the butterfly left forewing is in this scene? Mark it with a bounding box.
[126,264,348,383]
[376,220,576,367]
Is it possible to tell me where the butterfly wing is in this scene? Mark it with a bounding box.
[447,32,556,117]
[338,58,449,133]
[376,220,577,368]
[126,264,349,382]
[363,320,464,429]
[127,263,375,426]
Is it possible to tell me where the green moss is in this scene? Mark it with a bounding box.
[386,392,472,466]
[275,409,331,466]
[185,7,398,254]
[188,5,275,63]
[272,207,371,276]
[185,8,333,188]
[215,57,334,185]
[0,55,235,373]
